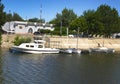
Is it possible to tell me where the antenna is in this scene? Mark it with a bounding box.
[40,4,42,21]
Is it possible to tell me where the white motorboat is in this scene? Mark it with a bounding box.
[10,37,59,54]
[89,47,115,53]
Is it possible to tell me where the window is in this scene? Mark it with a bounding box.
[26,45,29,47]
[28,28,33,33]
[19,26,23,29]
[30,45,34,48]
[38,45,43,48]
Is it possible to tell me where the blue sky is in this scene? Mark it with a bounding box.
[2,0,120,22]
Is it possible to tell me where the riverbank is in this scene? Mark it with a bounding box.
[50,37,120,51]
[1,34,120,51]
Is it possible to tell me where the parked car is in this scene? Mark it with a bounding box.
[33,32,41,35]
[68,34,74,37]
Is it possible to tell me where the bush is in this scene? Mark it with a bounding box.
[0,32,2,46]
[14,36,31,46]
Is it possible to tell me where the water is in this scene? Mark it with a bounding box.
[0,49,120,84]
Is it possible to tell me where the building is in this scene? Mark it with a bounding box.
[2,21,54,34]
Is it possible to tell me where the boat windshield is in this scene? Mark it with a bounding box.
[38,45,43,48]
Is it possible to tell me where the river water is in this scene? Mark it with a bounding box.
[0,49,120,84]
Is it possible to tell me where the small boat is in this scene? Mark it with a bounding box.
[72,27,81,54]
[10,36,59,54]
[89,47,115,53]
[72,48,81,54]
[60,48,81,54]
[60,48,73,54]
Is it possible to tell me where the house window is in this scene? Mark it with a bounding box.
[19,26,23,29]
[28,28,33,33]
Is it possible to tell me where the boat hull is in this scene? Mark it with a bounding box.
[89,48,115,53]
[60,48,81,54]
[72,49,81,54]
[60,49,72,54]
[10,46,59,54]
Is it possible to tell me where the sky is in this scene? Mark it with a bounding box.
[2,0,120,22]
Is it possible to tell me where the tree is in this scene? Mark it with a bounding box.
[83,10,104,36]
[0,0,6,30]
[28,17,45,23]
[12,12,23,21]
[50,8,77,35]
[96,4,119,37]
[6,13,12,21]
[61,8,77,27]
[0,0,6,46]
[70,16,87,34]
[6,12,24,21]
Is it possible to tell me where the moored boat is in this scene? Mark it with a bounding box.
[60,48,73,54]
[72,48,81,54]
[10,36,59,54]
[89,47,115,53]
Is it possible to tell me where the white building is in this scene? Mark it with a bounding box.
[2,21,54,34]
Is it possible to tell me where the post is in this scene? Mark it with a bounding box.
[76,27,79,49]
[60,21,62,36]
[67,27,68,37]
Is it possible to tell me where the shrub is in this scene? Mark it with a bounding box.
[14,36,31,46]
[0,32,2,46]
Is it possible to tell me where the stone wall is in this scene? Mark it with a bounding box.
[1,35,120,51]
[50,37,120,51]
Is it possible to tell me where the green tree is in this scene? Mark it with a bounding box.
[96,4,119,37]
[0,0,6,30]
[12,12,23,21]
[50,8,77,35]
[83,10,104,36]
[70,16,87,34]
[61,8,77,27]
[6,12,24,21]
[0,0,6,46]
[6,13,12,21]
[28,17,45,23]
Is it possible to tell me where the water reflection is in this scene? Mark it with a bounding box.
[0,49,120,84]
[0,49,4,84]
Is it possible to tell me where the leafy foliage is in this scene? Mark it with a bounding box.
[13,36,31,46]
[12,12,23,21]
[28,17,45,23]
[0,0,6,30]
[96,4,119,37]
[6,12,24,21]
[0,32,2,46]
[51,5,120,37]
[39,29,51,34]
[0,0,6,46]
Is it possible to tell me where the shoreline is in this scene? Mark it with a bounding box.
[1,34,120,51]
